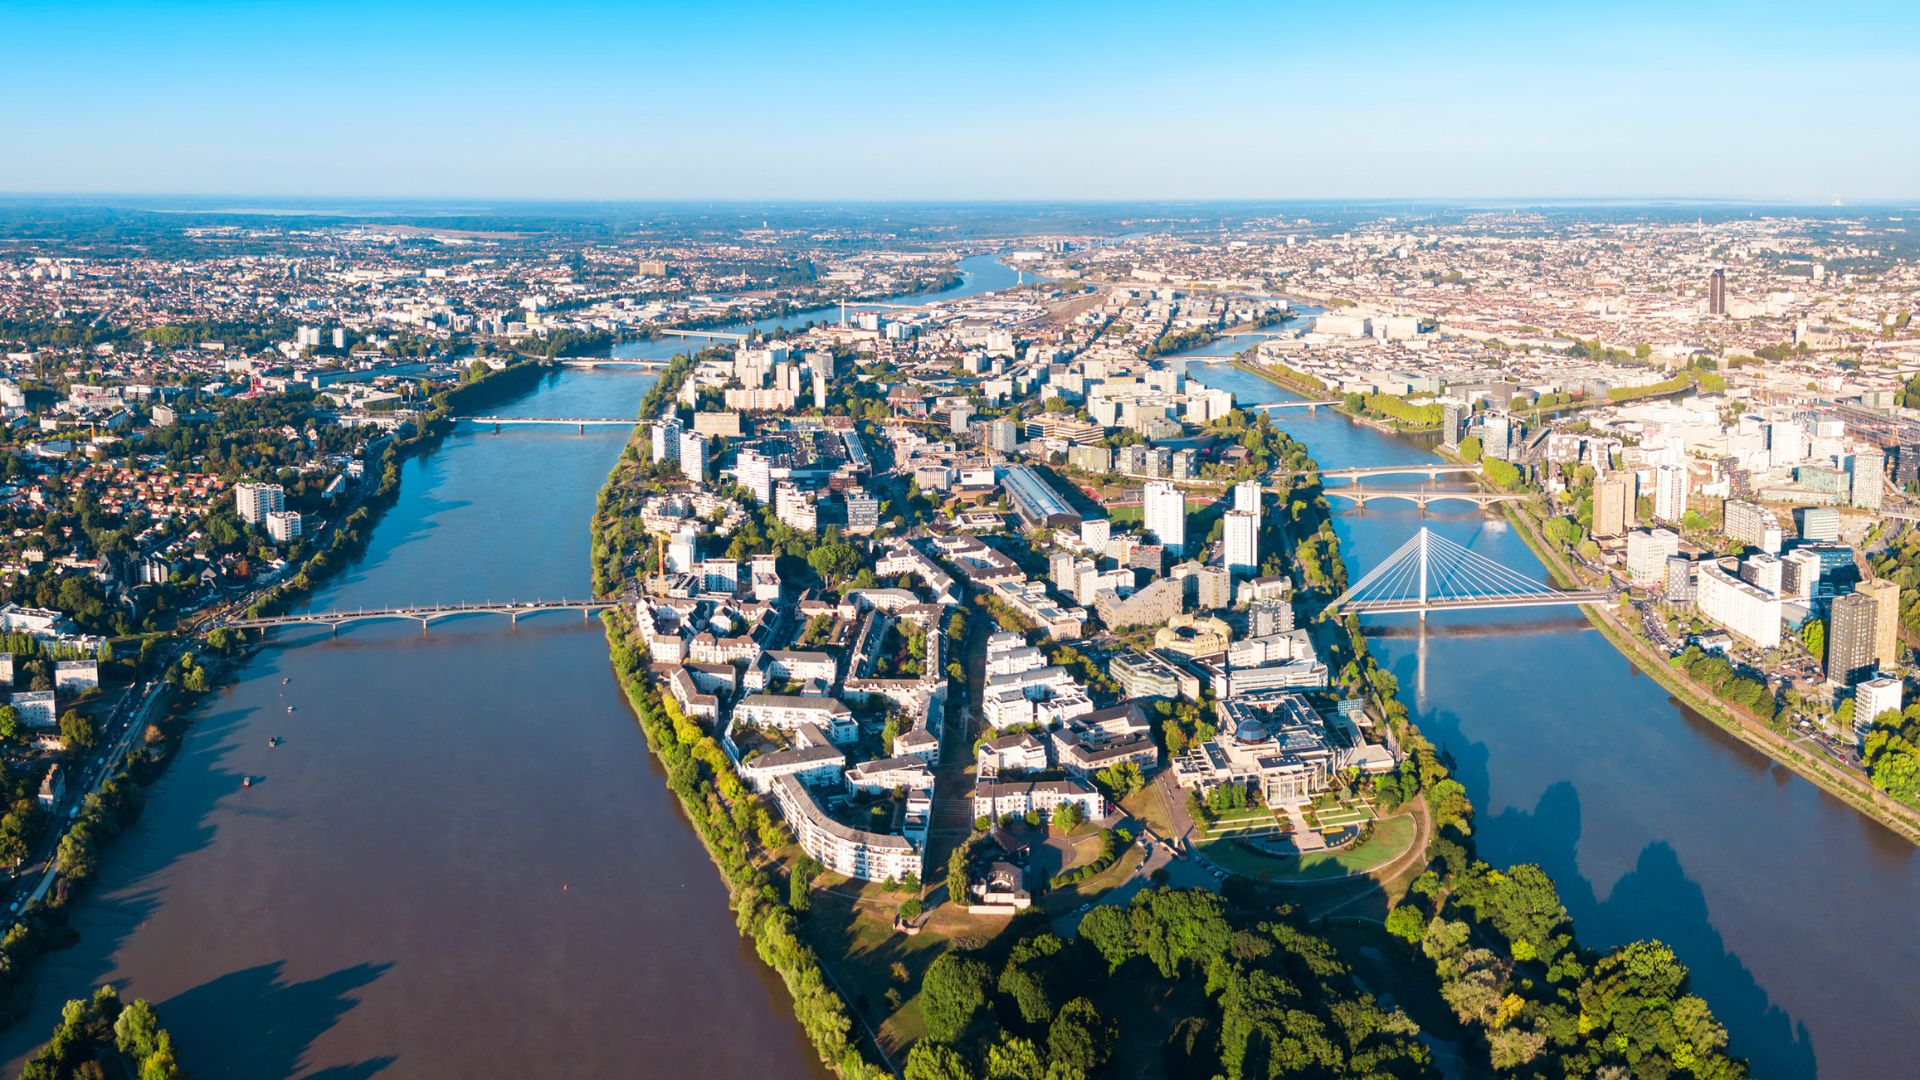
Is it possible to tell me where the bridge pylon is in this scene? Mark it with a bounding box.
[1324,527,1608,617]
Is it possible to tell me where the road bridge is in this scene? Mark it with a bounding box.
[655,328,747,342]
[458,416,634,430]
[556,359,671,370]
[222,598,616,633]
[1322,488,1530,510]
[1248,399,1341,411]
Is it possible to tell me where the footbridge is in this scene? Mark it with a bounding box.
[1324,528,1610,617]
[221,598,618,633]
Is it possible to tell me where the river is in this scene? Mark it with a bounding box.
[0,255,1030,1075]
[608,252,1024,363]
[1188,361,1920,1080]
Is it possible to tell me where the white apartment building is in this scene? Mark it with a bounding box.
[972,777,1104,823]
[1143,480,1186,555]
[1233,480,1262,515]
[1854,676,1904,745]
[1626,528,1680,585]
[679,430,709,484]
[1224,510,1259,576]
[773,776,924,883]
[1697,560,1782,648]
[1654,465,1688,523]
[265,510,303,543]
[234,481,284,524]
[735,694,858,743]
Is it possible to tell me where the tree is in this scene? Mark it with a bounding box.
[985,1035,1046,1080]
[0,705,22,747]
[56,826,96,880]
[115,999,160,1060]
[1385,905,1426,944]
[1047,997,1114,1075]
[1094,761,1145,798]
[946,844,972,907]
[1052,802,1085,831]
[1078,905,1136,972]
[919,952,992,1044]
[904,1043,975,1080]
[788,857,816,914]
[60,710,96,752]
[1458,435,1483,462]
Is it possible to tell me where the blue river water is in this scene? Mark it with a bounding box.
[1189,361,1920,1080]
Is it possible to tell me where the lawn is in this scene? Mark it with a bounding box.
[1201,813,1417,883]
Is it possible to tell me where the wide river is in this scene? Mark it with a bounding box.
[1187,360,1920,1080]
[0,255,1018,1076]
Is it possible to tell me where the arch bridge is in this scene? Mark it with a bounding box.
[1323,488,1530,510]
[221,599,616,634]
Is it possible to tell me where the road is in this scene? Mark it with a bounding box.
[6,641,183,914]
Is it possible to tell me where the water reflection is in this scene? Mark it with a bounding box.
[1190,361,1920,1078]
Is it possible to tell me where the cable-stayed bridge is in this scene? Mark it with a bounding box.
[1324,528,1610,617]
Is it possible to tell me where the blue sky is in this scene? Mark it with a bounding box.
[2,0,1915,201]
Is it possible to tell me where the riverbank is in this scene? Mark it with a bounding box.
[0,358,552,1038]
[1490,490,1920,848]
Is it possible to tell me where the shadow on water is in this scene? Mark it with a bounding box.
[1417,705,1818,1079]
[157,961,395,1080]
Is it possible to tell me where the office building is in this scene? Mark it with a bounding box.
[1441,400,1466,451]
[1593,475,1631,538]
[1223,510,1259,576]
[1851,447,1885,511]
[1626,528,1680,585]
[234,481,285,524]
[1654,464,1687,523]
[1143,481,1186,555]
[844,491,879,534]
[1796,506,1840,543]
[1483,411,1514,460]
[1709,268,1726,315]
[1697,560,1781,648]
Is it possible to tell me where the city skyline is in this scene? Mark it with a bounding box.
[3,0,1917,202]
